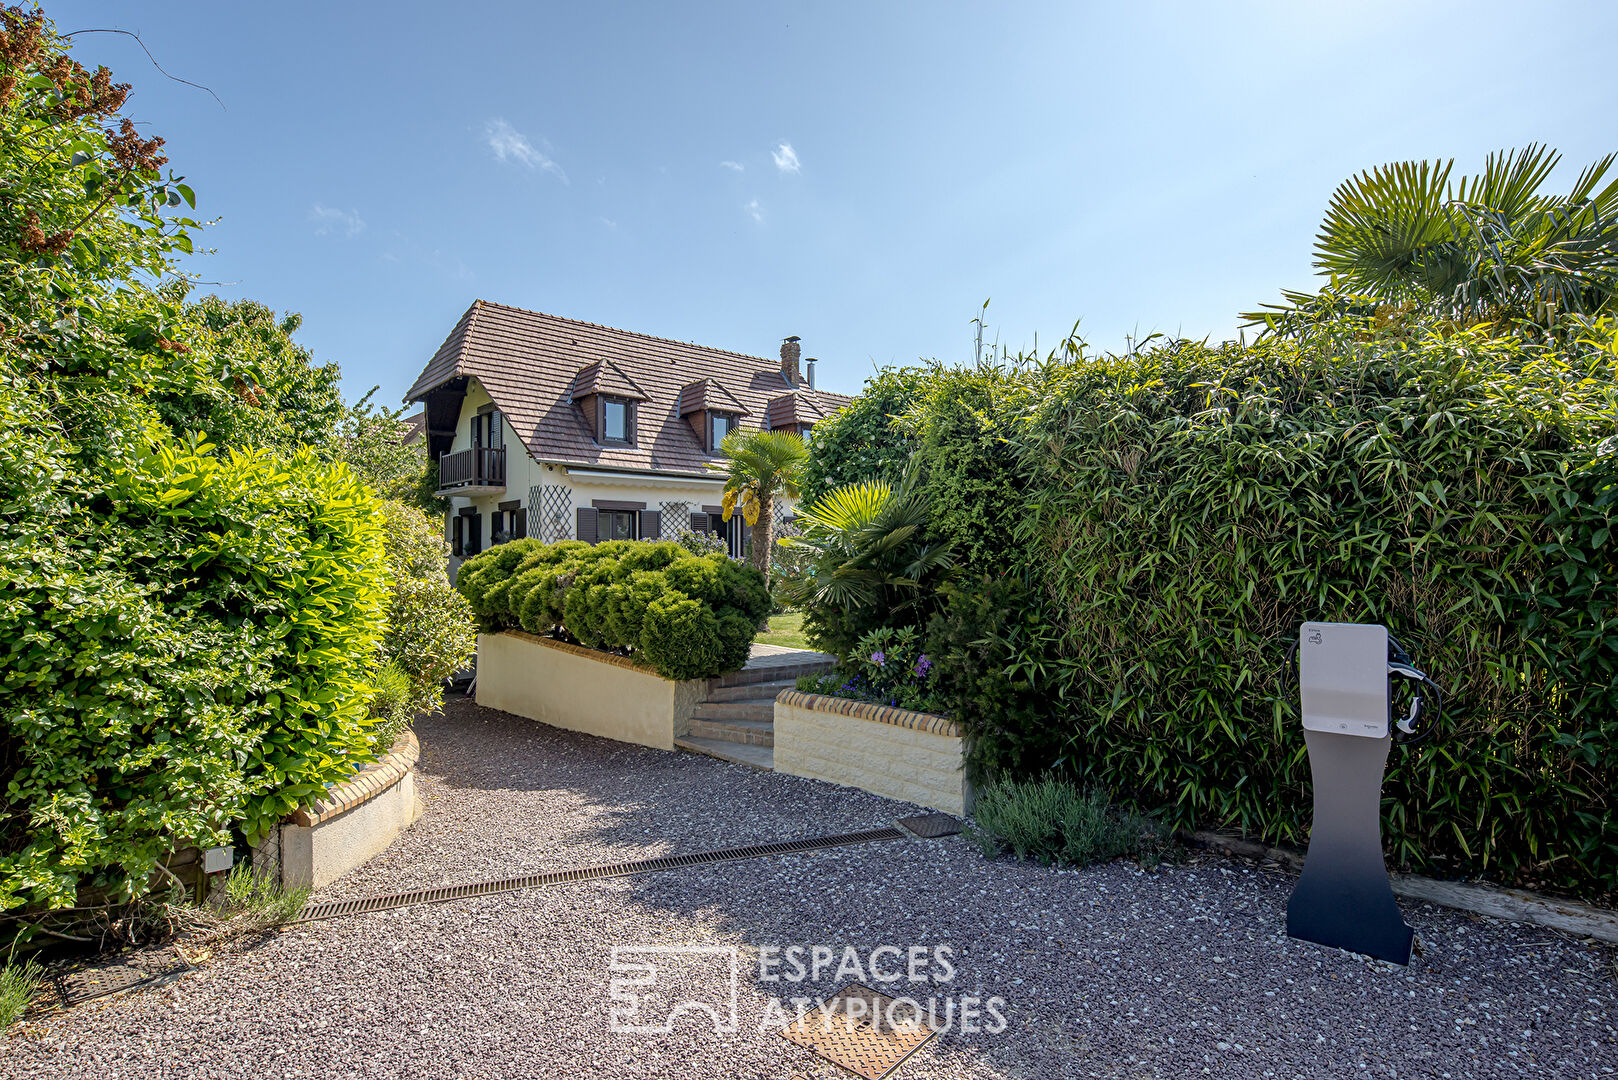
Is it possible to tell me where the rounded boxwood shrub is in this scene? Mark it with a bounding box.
[457,540,769,680]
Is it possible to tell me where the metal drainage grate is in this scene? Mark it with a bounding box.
[894,813,962,839]
[297,826,907,923]
[781,982,938,1080]
[58,945,191,1005]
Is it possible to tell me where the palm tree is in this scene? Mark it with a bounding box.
[779,463,954,641]
[713,428,808,583]
[1245,145,1618,335]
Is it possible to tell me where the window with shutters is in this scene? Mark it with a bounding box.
[454,510,483,556]
[493,501,524,544]
[598,509,635,541]
[471,407,503,449]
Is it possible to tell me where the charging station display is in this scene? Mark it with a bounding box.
[1286,621,1443,966]
[1299,621,1390,738]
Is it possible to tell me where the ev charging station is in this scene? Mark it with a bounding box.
[1286,622,1443,965]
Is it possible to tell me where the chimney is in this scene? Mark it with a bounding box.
[780,336,802,386]
[805,358,817,389]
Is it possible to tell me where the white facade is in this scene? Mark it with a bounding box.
[441,377,765,577]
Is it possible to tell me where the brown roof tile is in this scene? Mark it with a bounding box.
[765,391,830,430]
[407,301,852,475]
[678,377,751,417]
[571,359,649,402]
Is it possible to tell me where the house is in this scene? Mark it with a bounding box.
[405,300,852,575]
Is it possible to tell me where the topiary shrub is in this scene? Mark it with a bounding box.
[456,539,770,680]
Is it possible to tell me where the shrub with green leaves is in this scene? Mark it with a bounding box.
[1015,323,1618,894]
[970,777,1168,868]
[376,500,475,726]
[456,539,770,681]
[0,14,395,924]
[799,627,946,713]
[1,440,388,912]
[801,313,1618,896]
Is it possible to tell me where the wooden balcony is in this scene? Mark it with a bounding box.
[435,447,506,496]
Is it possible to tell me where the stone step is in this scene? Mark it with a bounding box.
[693,700,775,724]
[688,716,774,747]
[713,657,834,689]
[704,679,800,703]
[674,736,774,771]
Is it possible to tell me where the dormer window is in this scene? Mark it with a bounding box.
[710,411,735,449]
[603,398,630,442]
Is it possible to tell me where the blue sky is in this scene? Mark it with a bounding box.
[57,0,1618,404]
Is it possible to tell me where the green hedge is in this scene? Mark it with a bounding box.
[457,540,770,681]
[798,321,1618,897]
[0,439,388,913]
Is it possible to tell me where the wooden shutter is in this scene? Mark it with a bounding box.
[468,512,483,555]
[638,510,661,540]
[576,507,597,544]
[515,506,527,538]
[689,511,708,533]
[451,516,463,557]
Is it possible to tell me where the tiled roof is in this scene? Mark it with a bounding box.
[406,300,853,475]
[571,359,648,402]
[677,377,751,417]
[399,410,426,445]
[765,391,830,431]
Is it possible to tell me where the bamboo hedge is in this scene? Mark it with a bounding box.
[801,319,1618,897]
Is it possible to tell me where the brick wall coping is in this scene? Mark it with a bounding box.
[776,690,964,739]
[499,629,650,673]
[290,731,419,828]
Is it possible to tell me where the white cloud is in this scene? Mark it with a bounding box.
[720,160,745,172]
[745,199,763,223]
[771,142,800,173]
[309,203,364,238]
[484,118,568,183]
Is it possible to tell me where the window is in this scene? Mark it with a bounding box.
[471,408,502,449]
[492,502,525,544]
[602,398,632,443]
[710,411,734,449]
[453,511,483,557]
[599,510,635,541]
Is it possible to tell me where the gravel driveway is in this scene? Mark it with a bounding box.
[4,695,1614,1079]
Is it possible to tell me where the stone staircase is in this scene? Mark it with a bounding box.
[674,647,834,770]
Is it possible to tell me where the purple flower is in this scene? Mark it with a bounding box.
[870,651,886,667]
[914,654,932,678]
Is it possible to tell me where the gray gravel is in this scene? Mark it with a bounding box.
[4,694,1615,1079]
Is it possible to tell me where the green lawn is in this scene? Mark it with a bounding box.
[755,611,811,650]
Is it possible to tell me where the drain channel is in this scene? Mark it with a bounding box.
[296,826,908,923]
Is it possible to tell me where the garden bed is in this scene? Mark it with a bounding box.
[773,690,971,814]
[474,630,706,751]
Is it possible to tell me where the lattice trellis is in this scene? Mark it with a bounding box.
[659,500,691,538]
[534,484,574,542]
[774,502,800,539]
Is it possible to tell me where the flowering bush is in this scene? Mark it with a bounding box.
[797,626,946,714]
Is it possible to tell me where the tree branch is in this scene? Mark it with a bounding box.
[61,27,225,111]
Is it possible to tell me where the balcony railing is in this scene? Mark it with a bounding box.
[438,446,506,491]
